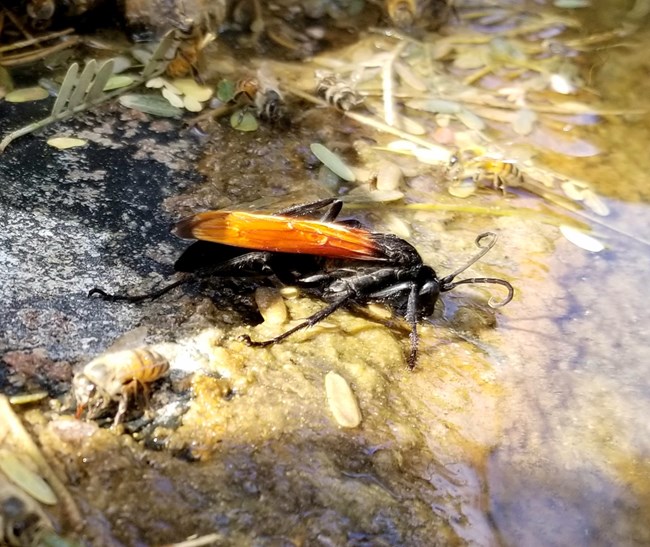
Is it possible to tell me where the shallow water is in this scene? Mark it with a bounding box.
[482,8,650,545]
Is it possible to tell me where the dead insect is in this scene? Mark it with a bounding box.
[89,199,513,369]
[166,24,215,79]
[386,0,418,28]
[26,0,56,28]
[462,155,525,193]
[385,0,452,30]
[254,65,286,122]
[233,77,259,104]
[315,72,364,112]
[73,348,169,426]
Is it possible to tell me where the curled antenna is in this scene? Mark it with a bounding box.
[439,232,514,307]
[442,277,514,308]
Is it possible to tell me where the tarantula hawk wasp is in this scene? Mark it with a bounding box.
[89,199,514,368]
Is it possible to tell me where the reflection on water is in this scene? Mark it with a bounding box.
[487,5,650,545]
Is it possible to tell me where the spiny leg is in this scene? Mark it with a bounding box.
[88,277,189,303]
[242,293,353,348]
[92,250,281,303]
[404,282,420,370]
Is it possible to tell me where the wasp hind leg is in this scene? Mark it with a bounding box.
[88,277,189,303]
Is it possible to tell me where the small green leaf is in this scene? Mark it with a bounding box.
[309,143,356,182]
[230,110,258,131]
[103,74,135,91]
[217,79,236,103]
[5,87,49,103]
[119,94,183,117]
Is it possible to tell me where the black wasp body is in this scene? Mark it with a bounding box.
[90,199,514,368]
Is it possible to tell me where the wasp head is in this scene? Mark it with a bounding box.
[417,265,441,318]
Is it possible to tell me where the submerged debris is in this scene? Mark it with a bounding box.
[315,71,364,111]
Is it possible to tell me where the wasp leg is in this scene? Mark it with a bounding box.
[404,283,420,370]
[197,251,278,277]
[241,293,352,348]
[88,277,189,303]
[369,281,420,369]
[275,198,342,222]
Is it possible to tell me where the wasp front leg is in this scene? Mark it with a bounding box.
[241,293,353,348]
[369,280,421,369]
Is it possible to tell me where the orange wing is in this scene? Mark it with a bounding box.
[173,210,383,260]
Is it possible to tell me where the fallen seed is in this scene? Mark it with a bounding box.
[448,178,477,198]
[325,371,361,428]
[8,392,48,405]
[560,225,605,252]
[254,287,287,325]
[46,137,87,150]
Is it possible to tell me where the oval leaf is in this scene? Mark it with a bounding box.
[456,109,486,130]
[119,94,183,117]
[310,143,356,182]
[103,74,135,91]
[5,87,49,103]
[406,99,461,114]
[183,96,204,112]
[230,110,259,131]
[162,87,184,108]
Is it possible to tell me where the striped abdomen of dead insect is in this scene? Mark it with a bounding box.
[73,348,169,422]
[234,77,259,105]
[474,158,524,191]
[315,74,364,112]
[386,0,418,27]
[166,25,215,79]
